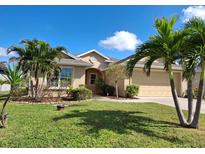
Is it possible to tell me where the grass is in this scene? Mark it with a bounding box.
[0,99,205,147]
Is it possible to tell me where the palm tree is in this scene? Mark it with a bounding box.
[7,39,65,100]
[178,29,201,124]
[0,64,24,128]
[184,17,205,128]
[127,16,189,127]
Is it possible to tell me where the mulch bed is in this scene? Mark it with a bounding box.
[11,97,72,103]
[106,96,139,100]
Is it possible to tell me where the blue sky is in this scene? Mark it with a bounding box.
[0,5,203,62]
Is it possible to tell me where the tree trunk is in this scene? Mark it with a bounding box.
[187,79,194,123]
[38,75,46,98]
[28,70,34,98]
[168,64,188,127]
[115,81,119,98]
[129,77,131,85]
[0,93,10,128]
[190,60,205,128]
[35,78,39,100]
[34,65,39,100]
[31,80,34,98]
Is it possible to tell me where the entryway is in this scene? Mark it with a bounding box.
[85,68,103,93]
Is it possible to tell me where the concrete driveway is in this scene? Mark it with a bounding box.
[93,96,205,114]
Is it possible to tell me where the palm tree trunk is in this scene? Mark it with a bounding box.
[28,70,34,98]
[190,60,205,128]
[115,81,119,98]
[168,64,188,127]
[34,65,39,100]
[31,80,34,98]
[35,78,39,100]
[187,79,194,123]
[38,75,46,98]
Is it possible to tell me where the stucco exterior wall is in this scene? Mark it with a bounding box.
[193,72,201,89]
[72,66,86,88]
[80,52,109,70]
[192,72,205,96]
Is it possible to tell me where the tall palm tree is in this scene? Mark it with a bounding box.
[7,39,65,100]
[127,16,189,127]
[178,29,201,124]
[0,64,24,128]
[184,17,205,128]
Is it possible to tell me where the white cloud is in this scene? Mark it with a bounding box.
[182,6,205,22]
[99,31,142,51]
[0,47,15,57]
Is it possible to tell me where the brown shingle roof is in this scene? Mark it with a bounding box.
[114,55,182,71]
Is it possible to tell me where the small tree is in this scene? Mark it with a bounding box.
[106,64,126,98]
[0,64,24,128]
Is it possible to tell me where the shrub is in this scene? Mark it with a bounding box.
[95,79,105,89]
[184,88,199,98]
[79,84,85,88]
[95,78,115,96]
[193,88,198,98]
[11,87,28,97]
[67,87,92,100]
[103,84,115,96]
[126,84,139,98]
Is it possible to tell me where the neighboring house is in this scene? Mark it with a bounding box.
[0,74,11,91]
[34,49,189,97]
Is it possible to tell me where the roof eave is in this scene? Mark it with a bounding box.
[58,62,93,67]
[61,50,78,60]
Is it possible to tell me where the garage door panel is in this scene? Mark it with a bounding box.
[132,70,180,97]
[138,86,171,96]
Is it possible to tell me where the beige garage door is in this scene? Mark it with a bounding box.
[132,70,180,97]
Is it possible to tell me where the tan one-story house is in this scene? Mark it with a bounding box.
[36,49,199,97]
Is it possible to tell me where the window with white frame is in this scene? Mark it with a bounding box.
[90,73,97,85]
[48,68,73,88]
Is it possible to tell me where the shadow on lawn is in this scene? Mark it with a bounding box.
[53,110,182,143]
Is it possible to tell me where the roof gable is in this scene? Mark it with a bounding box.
[76,49,110,60]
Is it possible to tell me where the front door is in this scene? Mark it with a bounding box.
[85,68,102,94]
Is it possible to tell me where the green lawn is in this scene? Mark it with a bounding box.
[0,100,205,148]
